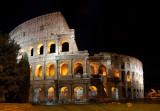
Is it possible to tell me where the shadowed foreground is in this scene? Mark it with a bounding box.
[0,103,160,111]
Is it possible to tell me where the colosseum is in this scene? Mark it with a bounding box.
[9,12,144,104]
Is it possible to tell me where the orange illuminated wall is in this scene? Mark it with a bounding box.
[46,63,55,77]
[59,62,68,75]
[114,69,119,77]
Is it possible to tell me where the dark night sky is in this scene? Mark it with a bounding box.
[0,0,159,92]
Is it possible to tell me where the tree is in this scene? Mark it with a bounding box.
[16,52,30,102]
[0,33,30,103]
[0,33,21,102]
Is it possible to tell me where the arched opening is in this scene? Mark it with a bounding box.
[73,62,83,75]
[61,41,69,52]
[114,69,119,77]
[88,86,97,102]
[127,71,131,82]
[111,87,119,100]
[74,86,83,101]
[46,63,55,77]
[59,62,68,75]
[137,89,139,98]
[34,88,42,103]
[47,42,55,53]
[28,46,34,56]
[128,88,131,98]
[139,89,141,98]
[98,65,106,76]
[59,87,68,103]
[136,72,138,81]
[37,44,44,55]
[133,89,136,99]
[46,87,54,103]
[35,64,42,77]
[30,66,32,78]
[121,71,125,82]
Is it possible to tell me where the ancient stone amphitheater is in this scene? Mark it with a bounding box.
[9,12,144,103]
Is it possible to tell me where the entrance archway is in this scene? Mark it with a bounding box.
[46,87,54,103]
[59,87,68,103]
[73,62,83,75]
[111,87,119,100]
[128,88,131,98]
[133,89,136,99]
[59,62,68,75]
[74,86,83,101]
[88,86,97,102]
[34,88,42,103]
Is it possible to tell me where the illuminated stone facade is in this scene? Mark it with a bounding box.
[10,12,144,103]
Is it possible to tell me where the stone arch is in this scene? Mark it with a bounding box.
[88,86,98,101]
[46,87,54,103]
[139,89,142,98]
[98,65,107,76]
[37,44,44,55]
[111,87,119,100]
[128,88,131,98]
[133,89,136,99]
[127,71,131,82]
[28,46,34,56]
[74,86,83,101]
[59,86,68,103]
[60,40,69,52]
[46,63,55,77]
[35,64,42,77]
[73,61,83,75]
[59,62,68,75]
[34,88,42,103]
[47,42,55,53]
[137,89,139,98]
[114,69,120,77]
[136,72,138,81]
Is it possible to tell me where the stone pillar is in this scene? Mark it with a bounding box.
[41,89,45,103]
[68,84,72,103]
[83,84,88,102]
[70,59,73,74]
[68,59,72,74]
[56,37,60,55]
[98,85,103,102]
[83,59,87,74]
[33,44,37,57]
[54,62,58,79]
[42,62,45,80]
[54,84,59,103]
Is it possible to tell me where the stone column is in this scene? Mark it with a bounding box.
[42,62,45,80]
[70,59,73,74]
[68,84,72,103]
[56,37,60,55]
[83,84,88,102]
[83,59,87,74]
[54,84,59,103]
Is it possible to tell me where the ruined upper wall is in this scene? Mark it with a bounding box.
[9,12,74,41]
[89,52,143,74]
